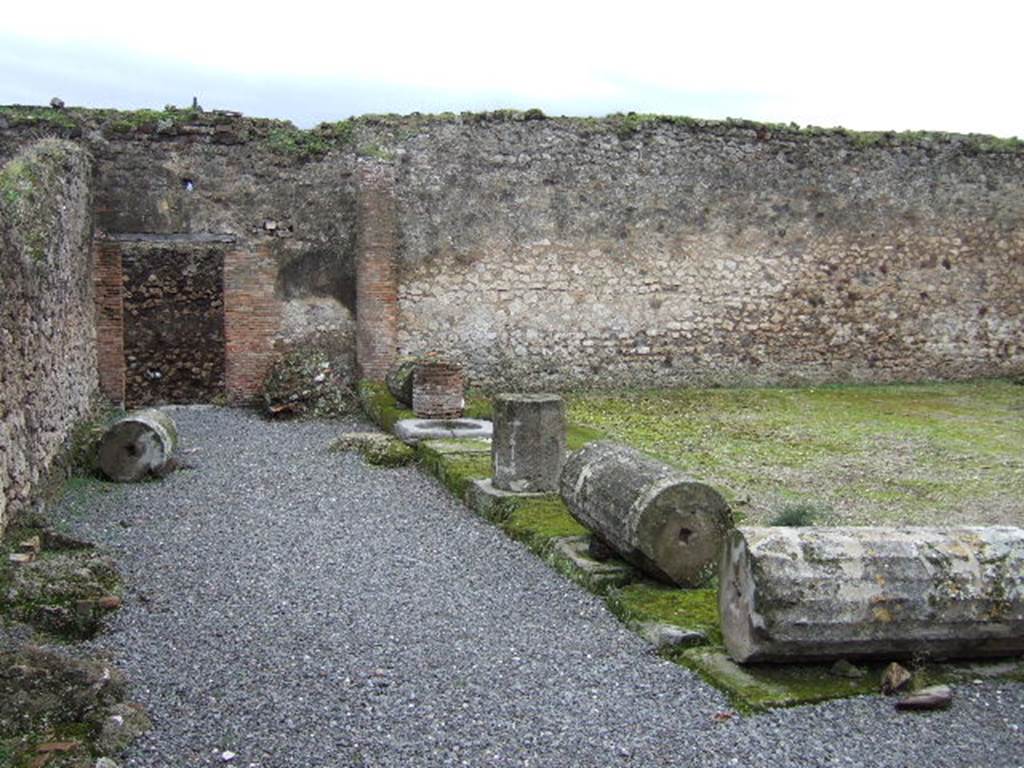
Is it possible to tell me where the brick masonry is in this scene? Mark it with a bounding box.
[355,161,399,381]
[224,246,281,401]
[0,109,1020,401]
[412,359,465,419]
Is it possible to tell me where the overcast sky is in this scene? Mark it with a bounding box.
[3,1,1021,136]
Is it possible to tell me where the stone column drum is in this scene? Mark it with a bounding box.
[560,441,733,587]
[491,393,567,493]
[719,525,1024,663]
[412,358,464,419]
[98,409,179,482]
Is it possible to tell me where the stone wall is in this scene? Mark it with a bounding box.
[379,116,1024,388]
[0,108,361,403]
[0,108,1021,398]
[0,139,95,534]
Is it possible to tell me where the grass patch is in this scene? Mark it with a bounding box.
[565,380,1024,526]
[462,392,493,420]
[769,502,821,527]
[567,423,605,451]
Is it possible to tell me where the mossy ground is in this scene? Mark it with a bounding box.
[415,444,492,500]
[328,434,416,468]
[499,497,588,552]
[678,649,1024,713]
[566,380,1024,526]
[606,583,722,645]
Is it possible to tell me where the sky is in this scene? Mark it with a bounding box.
[2,1,1021,137]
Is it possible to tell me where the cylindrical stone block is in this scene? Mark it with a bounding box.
[98,409,179,482]
[491,393,566,493]
[559,441,733,587]
[412,358,464,419]
[720,526,1024,664]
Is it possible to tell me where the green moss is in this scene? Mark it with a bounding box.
[358,381,415,432]
[265,125,330,160]
[1,708,106,766]
[677,648,882,712]
[416,444,492,500]
[3,104,1020,154]
[500,497,588,553]
[0,154,49,263]
[677,649,1024,713]
[329,434,416,468]
[262,119,354,159]
[0,105,79,131]
[606,582,722,644]
[103,106,204,133]
[58,401,123,480]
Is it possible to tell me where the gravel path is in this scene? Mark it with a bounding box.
[54,407,1024,768]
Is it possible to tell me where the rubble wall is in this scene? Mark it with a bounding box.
[381,116,1024,388]
[0,139,95,534]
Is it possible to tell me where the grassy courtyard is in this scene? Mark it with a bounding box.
[565,379,1024,527]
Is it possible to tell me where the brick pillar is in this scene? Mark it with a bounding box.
[93,240,125,405]
[355,161,398,381]
[224,246,280,402]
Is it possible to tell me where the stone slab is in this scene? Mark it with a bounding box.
[631,621,708,650]
[394,418,493,445]
[548,536,637,594]
[467,478,551,522]
[423,439,493,456]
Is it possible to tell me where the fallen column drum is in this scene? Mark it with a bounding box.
[559,441,733,587]
[98,409,179,482]
[719,526,1024,663]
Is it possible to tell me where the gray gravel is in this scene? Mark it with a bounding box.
[54,407,1024,768]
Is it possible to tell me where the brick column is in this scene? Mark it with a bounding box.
[355,161,399,381]
[93,240,125,405]
[224,245,280,402]
[413,358,465,419]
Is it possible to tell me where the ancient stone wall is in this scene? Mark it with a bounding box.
[0,109,361,403]
[0,139,95,534]
[378,116,1024,388]
[0,108,1021,397]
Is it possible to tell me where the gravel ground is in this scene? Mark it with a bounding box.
[53,407,1024,768]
